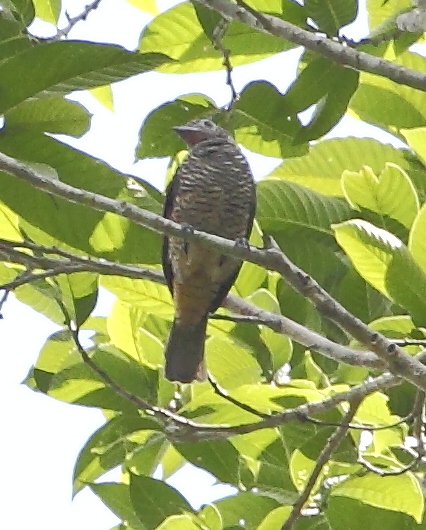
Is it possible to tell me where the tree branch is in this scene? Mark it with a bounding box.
[56,0,104,39]
[1,151,426,391]
[0,237,387,371]
[193,0,426,93]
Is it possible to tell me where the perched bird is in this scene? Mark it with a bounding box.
[162,118,256,383]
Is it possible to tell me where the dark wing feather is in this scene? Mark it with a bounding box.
[162,174,180,295]
[208,182,257,314]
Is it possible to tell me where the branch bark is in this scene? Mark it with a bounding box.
[193,0,426,92]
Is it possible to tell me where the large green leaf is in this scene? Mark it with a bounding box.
[350,51,426,132]
[138,2,292,73]
[409,202,426,274]
[90,482,146,530]
[267,138,419,197]
[206,336,263,388]
[1,0,35,26]
[4,94,90,137]
[129,475,192,529]
[330,473,423,523]
[295,66,358,143]
[252,436,298,504]
[305,0,357,35]
[256,178,351,235]
[0,113,162,262]
[174,440,241,485]
[26,332,159,410]
[226,81,308,158]
[211,493,280,530]
[341,163,419,229]
[0,41,170,113]
[333,219,426,325]
[73,415,161,494]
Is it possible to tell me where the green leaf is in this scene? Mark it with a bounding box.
[28,334,159,411]
[102,276,172,315]
[33,0,60,23]
[257,179,351,236]
[89,85,114,111]
[55,272,98,327]
[305,0,357,35]
[174,440,240,485]
[206,337,263,388]
[350,51,426,131]
[294,65,359,143]
[0,132,162,262]
[129,475,192,529]
[1,0,35,26]
[341,163,419,229]
[5,93,89,136]
[253,436,298,504]
[333,219,426,325]
[137,94,216,159]
[327,496,418,530]
[267,137,419,196]
[409,202,426,274]
[155,515,205,530]
[331,473,423,523]
[73,415,161,494]
[138,2,292,73]
[90,483,146,530]
[366,0,412,33]
[212,493,280,530]
[331,267,390,324]
[0,41,170,113]
[226,81,308,158]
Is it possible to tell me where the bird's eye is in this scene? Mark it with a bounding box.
[202,119,214,128]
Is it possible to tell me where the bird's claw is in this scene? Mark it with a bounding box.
[181,223,194,255]
[235,236,250,249]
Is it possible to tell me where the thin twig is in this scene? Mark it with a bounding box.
[296,411,413,432]
[56,0,103,39]
[281,398,362,530]
[211,18,239,109]
[208,375,270,418]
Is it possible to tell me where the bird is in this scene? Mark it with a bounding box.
[162,118,256,383]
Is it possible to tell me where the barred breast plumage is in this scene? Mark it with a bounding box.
[162,118,256,383]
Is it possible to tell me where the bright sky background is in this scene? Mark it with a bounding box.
[1,1,414,529]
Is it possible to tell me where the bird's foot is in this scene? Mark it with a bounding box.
[181,222,194,255]
[235,236,250,249]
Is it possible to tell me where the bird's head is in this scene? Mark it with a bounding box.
[173,119,232,147]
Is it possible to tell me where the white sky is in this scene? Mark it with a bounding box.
[1,1,414,529]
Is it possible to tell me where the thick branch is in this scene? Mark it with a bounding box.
[194,0,426,93]
[1,152,426,390]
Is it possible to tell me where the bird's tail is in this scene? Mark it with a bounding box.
[164,317,208,383]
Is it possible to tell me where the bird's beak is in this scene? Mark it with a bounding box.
[173,125,204,146]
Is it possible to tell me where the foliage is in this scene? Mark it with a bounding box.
[3,0,426,529]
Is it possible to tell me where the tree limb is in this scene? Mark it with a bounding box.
[193,0,426,93]
[1,151,426,390]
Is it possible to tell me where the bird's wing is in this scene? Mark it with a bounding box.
[208,182,257,314]
[161,174,180,295]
